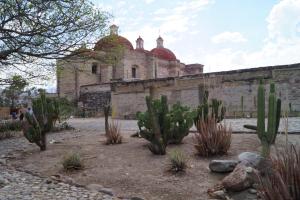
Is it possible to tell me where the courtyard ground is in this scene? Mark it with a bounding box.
[1,118,300,200]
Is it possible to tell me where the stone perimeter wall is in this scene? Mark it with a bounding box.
[79,63,300,119]
[109,63,300,119]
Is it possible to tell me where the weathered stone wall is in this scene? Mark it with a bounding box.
[110,63,300,119]
[79,84,111,112]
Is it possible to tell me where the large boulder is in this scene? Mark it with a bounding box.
[238,152,263,168]
[209,160,239,173]
[221,163,258,192]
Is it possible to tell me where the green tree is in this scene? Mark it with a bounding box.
[2,75,28,108]
[0,0,110,84]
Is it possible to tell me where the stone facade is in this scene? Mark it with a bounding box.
[106,63,300,119]
[57,25,203,101]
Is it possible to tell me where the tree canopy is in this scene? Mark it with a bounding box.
[0,0,110,83]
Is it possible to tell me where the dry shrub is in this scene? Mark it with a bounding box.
[259,144,300,200]
[62,152,84,171]
[194,117,231,157]
[168,149,188,173]
[105,121,122,145]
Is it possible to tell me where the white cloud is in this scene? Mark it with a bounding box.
[200,0,300,72]
[145,0,155,4]
[211,32,247,44]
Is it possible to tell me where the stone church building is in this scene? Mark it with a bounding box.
[57,25,300,118]
[57,25,203,101]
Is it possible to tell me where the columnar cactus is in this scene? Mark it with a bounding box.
[23,91,57,151]
[137,95,169,155]
[244,81,281,157]
[194,90,226,128]
[137,95,194,154]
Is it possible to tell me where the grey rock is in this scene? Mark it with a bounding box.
[130,197,145,200]
[86,183,104,191]
[0,159,7,165]
[210,190,227,200]
[248,188,257,194]
[238,152,263,168]
[209,160,239,173]
[222,163,258,192]
[98,187,114,196]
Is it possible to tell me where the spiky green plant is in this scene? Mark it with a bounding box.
[137,95,170,155]
[23,91,57,151]
[168,103,194,144]
[194,90,226,130]
[137,96,194,154]
[168,149,188,173]
[244,81,281,157]
[62,152,84,171]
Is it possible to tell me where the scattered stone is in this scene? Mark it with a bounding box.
[209,160,239,173]
[0,158,7,165]
[98,187,114,196]
[86,183,104,191]
[221,163,258,192]
[130,197,145,200]
[210,190,227,199]
[238,152,263,168]
[248,188,257,194]
[0,176,9,186]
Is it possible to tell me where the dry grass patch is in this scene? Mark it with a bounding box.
[194,117,232,157]
[105,121,122,145]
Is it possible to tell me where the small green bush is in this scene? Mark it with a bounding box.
[168,149,188,173]
[0,120,22,133]
[62,153,84,171]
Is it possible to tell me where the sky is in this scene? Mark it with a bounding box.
[92,0,300,72]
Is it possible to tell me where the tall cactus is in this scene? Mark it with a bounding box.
[194,90,226,128]
[23,91,56,151]
[137,95,170,155]
[244,81,281,157]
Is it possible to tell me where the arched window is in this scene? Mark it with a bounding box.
[92,64,97,74]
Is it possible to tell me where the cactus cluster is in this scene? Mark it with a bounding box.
[23,91,58,151]
[194,90,226,129]
[137,95,194,155]
[244,81,281,157]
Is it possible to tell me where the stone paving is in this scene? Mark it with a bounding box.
[0,165,116,200]
[68,117,300,133]
[0,130,120,200]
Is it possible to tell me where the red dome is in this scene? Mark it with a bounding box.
[94,35,133,51]
[150,47,176,61]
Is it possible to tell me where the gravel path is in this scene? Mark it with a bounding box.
[68,117,300,133]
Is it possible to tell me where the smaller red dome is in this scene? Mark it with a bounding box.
[94,35,133,51]
[150,47,177,61]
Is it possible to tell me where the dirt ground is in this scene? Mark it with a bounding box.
[8,129,300,200]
